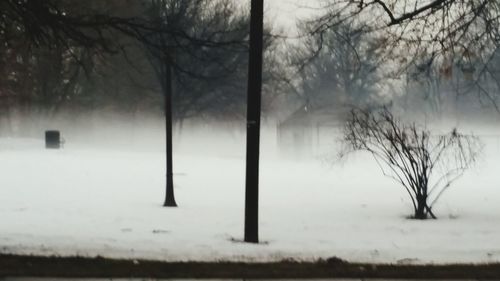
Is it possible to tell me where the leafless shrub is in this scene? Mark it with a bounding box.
[340,107,482,219]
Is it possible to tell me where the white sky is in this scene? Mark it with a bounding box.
[265,0,320,26]
[235,0,322,32]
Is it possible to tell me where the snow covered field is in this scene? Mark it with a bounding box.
[1,121,500,264]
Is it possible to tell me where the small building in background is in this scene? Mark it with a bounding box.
[277,105,349,158]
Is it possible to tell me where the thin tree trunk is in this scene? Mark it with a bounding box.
[244,0,264,243]
[164,59,177,207]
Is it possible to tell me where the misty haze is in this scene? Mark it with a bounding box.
[2,0,500,277]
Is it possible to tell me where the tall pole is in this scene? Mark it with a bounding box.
[244,0,264,243]
[164,58,177,207]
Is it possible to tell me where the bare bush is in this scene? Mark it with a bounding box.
[340,107,482,219]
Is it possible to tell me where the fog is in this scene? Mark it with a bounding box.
[2,107,500,156]
[1,110,500,263]
[3,0,500,266]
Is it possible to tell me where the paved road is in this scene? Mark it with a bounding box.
[0,277,484,281]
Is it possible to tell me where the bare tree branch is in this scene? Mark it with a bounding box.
[340,107,482,219]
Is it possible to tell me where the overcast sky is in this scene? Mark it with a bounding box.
[256,0,322,32]
[270,0,320,22]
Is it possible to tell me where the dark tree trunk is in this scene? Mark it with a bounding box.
[415,196,427,219]
[414,193,436,219]
[244,0,264,243]
[164,60,177,207]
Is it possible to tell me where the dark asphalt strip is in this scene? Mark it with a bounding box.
[1,254,500,279]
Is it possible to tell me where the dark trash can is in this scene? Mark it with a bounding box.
[45,130,61,149]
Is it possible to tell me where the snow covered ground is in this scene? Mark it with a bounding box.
[1,120,500,264]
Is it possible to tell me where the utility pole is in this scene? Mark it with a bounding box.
[244,0,264,243]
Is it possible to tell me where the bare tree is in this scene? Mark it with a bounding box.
[316,0,500,51]
[340,107,482,219]
[311,0,500,108]
[0,0,151,131]
[0,0,149,51]
[289,18,382,110]
[141,0,256,207]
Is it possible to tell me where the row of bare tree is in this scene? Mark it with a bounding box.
[3,1,500,125]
